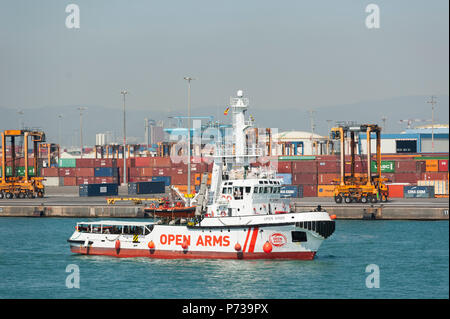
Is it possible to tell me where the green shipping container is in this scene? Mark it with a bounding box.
[1,166,38,177]
[59,158,77,167]
[371,160,395,173]
[0,166,13,177]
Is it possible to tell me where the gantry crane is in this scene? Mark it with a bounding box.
[0,129,46,199]
[330,124,388,204]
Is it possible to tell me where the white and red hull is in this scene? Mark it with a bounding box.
[68,212,335,260]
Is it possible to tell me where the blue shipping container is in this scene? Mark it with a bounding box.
[79,183,118,197]
[276,173,292,185]
[404,186,435,198]
[128,181,165,195]
[280,185,299,198]
[151,176,171,187]
[94,167,118,177]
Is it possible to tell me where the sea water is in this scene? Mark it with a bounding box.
[0,218,447,299]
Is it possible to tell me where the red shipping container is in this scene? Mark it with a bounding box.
[277,161,292,174]
[171,173,195,185]
[42,167,59,177]
[387,184,405,198]
[438,160,448,172]
[292,173,317,185]
[94,177,118,184]
[76,158,95,168]
[117,158,136,169]
[416,161,426,173]
[75,168,94,177]
[318,173,340,184]
[59,168,76,177]
[94,158,117,167]
[135,157,151,167]
[129,167,140,177]
[394,173,420,183]
[302,185,317,197]
[63,177,77,186]
[76,177,95,185]
[141,167,153,176]
[395,160,417,173]
[150,157,172,167]
[421,172,449,181]
[317,161,339,173]
[292,161,317,173]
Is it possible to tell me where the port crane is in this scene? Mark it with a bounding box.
[330,123,388,204]
[0,129,46,199]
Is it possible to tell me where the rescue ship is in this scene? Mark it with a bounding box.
[67,90,335,260]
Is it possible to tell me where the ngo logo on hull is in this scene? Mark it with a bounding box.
[270,233,287,247]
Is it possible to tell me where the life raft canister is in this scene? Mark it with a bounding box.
[263,241,272,253]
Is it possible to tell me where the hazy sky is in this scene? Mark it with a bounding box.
[0,0,448,114]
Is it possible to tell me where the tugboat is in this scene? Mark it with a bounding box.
[67,90,335,260]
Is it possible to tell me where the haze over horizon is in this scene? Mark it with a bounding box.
[0,1,448,146]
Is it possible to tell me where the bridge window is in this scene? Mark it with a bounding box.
[245,187,251,194]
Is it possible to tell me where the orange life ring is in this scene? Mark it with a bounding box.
[220,211,227,217]
[226,195,232,201]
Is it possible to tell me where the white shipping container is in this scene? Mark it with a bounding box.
[42,177,63,187]
[418,180,449,195]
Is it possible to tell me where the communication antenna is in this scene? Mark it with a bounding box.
[427,96,437,153]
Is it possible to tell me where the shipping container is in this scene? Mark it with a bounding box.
[275,173,292,185]
[75,158,95,168]
[317,185,335,197]
[172,185,196,195]
[150,157,172,167]
[421,172,449,181]
[76,177,95,185]
[94,167,118,177]
[117,158,136,169]
[79,183,119,197]
[292,173,317,185]
[194,173,212,186]
[94,177,118,184]
[278,156,316,161]
[438,160,448,172]
[292,161,317,173]
[387,183,409,198]
[41,167,59,177]
[75,167,95,177]
[128,181,165,195]
[280,185,299,198]
[63,177,77,186]
[42,177,63,187]
[404,186,435,198]
[416,161,426,173]
[318,173,340,184]
[135,157,151,167]
[277,161,292,173]
[371,160,395,173]
[58,158,77,168]
[59,168,76,177]
[418,180,449,195]
[394,173,420,183]
[317,161,339,173]
[425,160,439,172]
[395,160,417,173]
[302,185,317,197]
[151,176,172,187]
[94,158,118,167]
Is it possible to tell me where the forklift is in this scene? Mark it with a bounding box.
[0,130,46,199]
[330,123,388,204]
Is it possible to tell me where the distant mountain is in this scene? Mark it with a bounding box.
[0,95,447,147]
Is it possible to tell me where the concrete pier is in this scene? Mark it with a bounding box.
[0,186,448,220]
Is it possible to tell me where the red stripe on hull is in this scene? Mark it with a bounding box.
[242,227,252,252]
[247,227,259,253]
[70,246,316,260]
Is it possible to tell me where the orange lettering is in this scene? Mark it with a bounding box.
[222,236,230,247]
[213,236,222,246]
[160,234,167,245]
[204,235,212,246]
[176,235,182,245]
[183,235,191,246]
[196,236,204,246]
[168,234,175,245]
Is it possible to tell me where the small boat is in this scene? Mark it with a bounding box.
[145,201,196,218]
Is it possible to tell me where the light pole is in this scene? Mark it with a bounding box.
[77,107,87,158]
[121,90,128,185]
[57,114,63,147]
[183,77,195,204]
[427,96,437,153]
